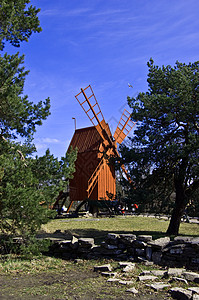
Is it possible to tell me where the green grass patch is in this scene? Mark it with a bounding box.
[41,215,199,244]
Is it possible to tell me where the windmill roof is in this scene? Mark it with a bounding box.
[68,126,103,153]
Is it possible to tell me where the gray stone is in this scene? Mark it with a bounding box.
[119,280,134,285]
[137,256,148,263]
[152,251,162,264]
[148,237,170,250]
[118,243,126,250]
[105,233,119,245]
[135,248,145,256]
[167,268,186,277]
[74,259,84,263]
[146,247,152,260]
[169,287,192,300]
[71,236,79,250]
[193,294,199,300]
[107,278,120,282]
[148,282,170,291]
[107,233,119,240]
[118,261,135,268]
[122,264,136,273]
[132,240,147,248]
[137,235,153,242]
[169,277,188,285]
[126,287,139,294]
[138,275,158,281]
[94,264,112,272]
[151,270,166,277]
[78,238,95,248]
[188,287,199,294]
[101,272,117,277]
[191,258,199,264]
[101,242,118,250]
[174,236,193,243]
[144,261,154,266]
[170,246,184,254]
[139,270,151,276]
[183,272,199,283]
[191,237,199,248]
[119,234,136,245]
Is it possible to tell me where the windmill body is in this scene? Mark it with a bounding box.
[68,123,115,203]
[65,85,136,212]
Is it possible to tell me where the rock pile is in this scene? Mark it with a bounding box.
[46,232,199,270]
[94,262,199,299]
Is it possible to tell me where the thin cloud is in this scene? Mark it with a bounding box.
[40,8,91,17]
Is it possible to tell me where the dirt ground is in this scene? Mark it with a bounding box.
[0,268,171,300]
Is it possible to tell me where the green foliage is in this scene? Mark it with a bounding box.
[0,0,77,256]
[121,59,199,234]
[0,0,41,50]
[0,141,77,251]
[0,52,50,139]
[31,147,77,208]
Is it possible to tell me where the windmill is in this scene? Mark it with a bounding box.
[65,85,136,213]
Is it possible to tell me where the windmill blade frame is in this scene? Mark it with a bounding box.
[114,109,136,144]
[75,85,114,146]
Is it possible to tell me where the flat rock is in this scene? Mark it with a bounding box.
[122,264,136,273]
[107,278,120,282]
[191,237,199,247]
[101,242,118,250]
[169,277,188,285]
[139,270,151,276]
[101,272,117,277]
[169,287,192,300]
[167,268,186,277]
[137,235,153,242]
[188,287,199,294]
[126,287,139,294]
[132,240,147,248]
[147,282,170,291]
[119,234,136,244]
[183,272,199,283]
[118,261,135,268]
[94,264,112,272]
[174,236,193,243]
[119,280,134,285]
[78,238,95,248]
[138,275,158,281]
[151,270,166,277]
[148,237,170,249]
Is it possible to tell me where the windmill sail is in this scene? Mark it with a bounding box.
[75,85,113,145]
[114,109,136,144]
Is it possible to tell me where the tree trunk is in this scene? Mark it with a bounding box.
[166,179,186,235]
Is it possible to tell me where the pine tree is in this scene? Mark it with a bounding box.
[0,1,77,255]
[122,59,199,235]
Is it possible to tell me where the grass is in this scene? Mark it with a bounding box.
[41,215,199,244]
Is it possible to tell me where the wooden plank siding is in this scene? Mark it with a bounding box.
[68,125,116,202]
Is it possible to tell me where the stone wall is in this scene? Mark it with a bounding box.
[46,233,199,270]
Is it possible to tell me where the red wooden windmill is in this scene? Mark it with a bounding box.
[66,85,136,213]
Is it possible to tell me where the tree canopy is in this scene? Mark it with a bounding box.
[0,0,41,50]
[0,0,77,255]
[121,59,199,235]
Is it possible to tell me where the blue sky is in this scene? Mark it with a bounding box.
[5,0,199,158]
